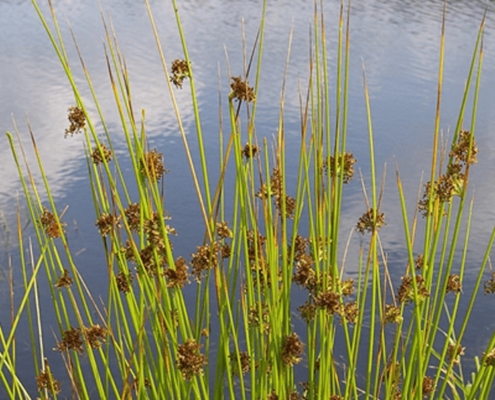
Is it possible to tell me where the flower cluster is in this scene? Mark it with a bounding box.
[257,168,296,219]
[141,149,168,182]
[242,142,260,159]
[91,143,112,165]
[40,207,66,239]
[176,338,206,380]
[323,152,357,184]
[230,76,255,102]
[170,59,190,88]
[164,256,190,288]
[95,212,121,236]
[55,268,73,289]
[418,129,478,216]
[356,208,386,234]
[36,362,61,395]
[397,275,430,305]
[65,106,86,137]
[281,333,305,367]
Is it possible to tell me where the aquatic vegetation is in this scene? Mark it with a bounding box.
[2,0,495,399]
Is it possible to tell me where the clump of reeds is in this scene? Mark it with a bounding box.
[2,0,495,399]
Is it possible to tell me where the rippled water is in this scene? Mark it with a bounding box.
[1,0,495,396]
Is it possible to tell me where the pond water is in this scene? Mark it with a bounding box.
[1,0,495,397]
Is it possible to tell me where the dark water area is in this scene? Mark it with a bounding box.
[1,0,495,397]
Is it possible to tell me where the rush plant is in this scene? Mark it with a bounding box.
[2,0,495,399]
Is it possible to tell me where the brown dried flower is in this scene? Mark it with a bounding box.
[356,208,386,234]
[314,290,342,315]
[384,304,403,325]
[292,254,316,291]
[415,254,425,270]
[242,143,260,159]
[191,242,219,282]
[450,129,478,164]
[170,59,190,88]
[324,152,357,183]
[176,338,206,380]
[422,376,435,397]
[55,268,73,289]
[65,106,86,137]
[484,272,495,294]
[36,363,61,394]
[124,203,141,233]
[141,149,168,182]
[164,256,190,288]
[342,301,358,324]
[91,143,112,165]
[483,347,495,367]
[281,333,305,366]
[447,342,465,365]
[446,274,462,294]
[116,270,133,293]
[56,327,84,354]
[397,275,430,305]
[84,324,107,349]
[216,221,233,239]
[230,351,253,376]
[230,76,255,102]
[298,300,317,323]
[40,207,66,239]
[95,212,121,236]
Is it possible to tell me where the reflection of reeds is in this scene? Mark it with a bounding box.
[3,0,495,399]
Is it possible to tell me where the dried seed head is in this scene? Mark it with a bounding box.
[190,242,219,282]
[356,208,386,234]
[384,304,403,325]
[95,213,121,236]
[84,324,107,349]
[164,256,190,288]
[141,149,168,182]
[124,203,141,233]
[281,333,305,367]
[55,268,73,289]
[116,270,133,293]
[40,207,66,239]
[483,347,495,367]
[324,152,357,183]
[447,342,465,365]
[36,365,61,395]
[342,301,358,324]
[91,143,112,165]
[446,274,462,294]
[216,221,233,239]
[56,327,84,354]
[242,143,260,159]
[298,300,317,323]
[397,275,430,305]
[422,376,435,397]
[450,129,478,164]
[176,339,206,380]
[415,254,425,270]
[230,76,255,102]
[65,106,86,137]
[229,351,253,376]
[484,273,495,294]
[170,59,190,88]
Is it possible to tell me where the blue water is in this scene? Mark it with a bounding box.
[1,0,495,397]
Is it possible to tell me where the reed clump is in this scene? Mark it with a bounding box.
[2,0,495,399]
